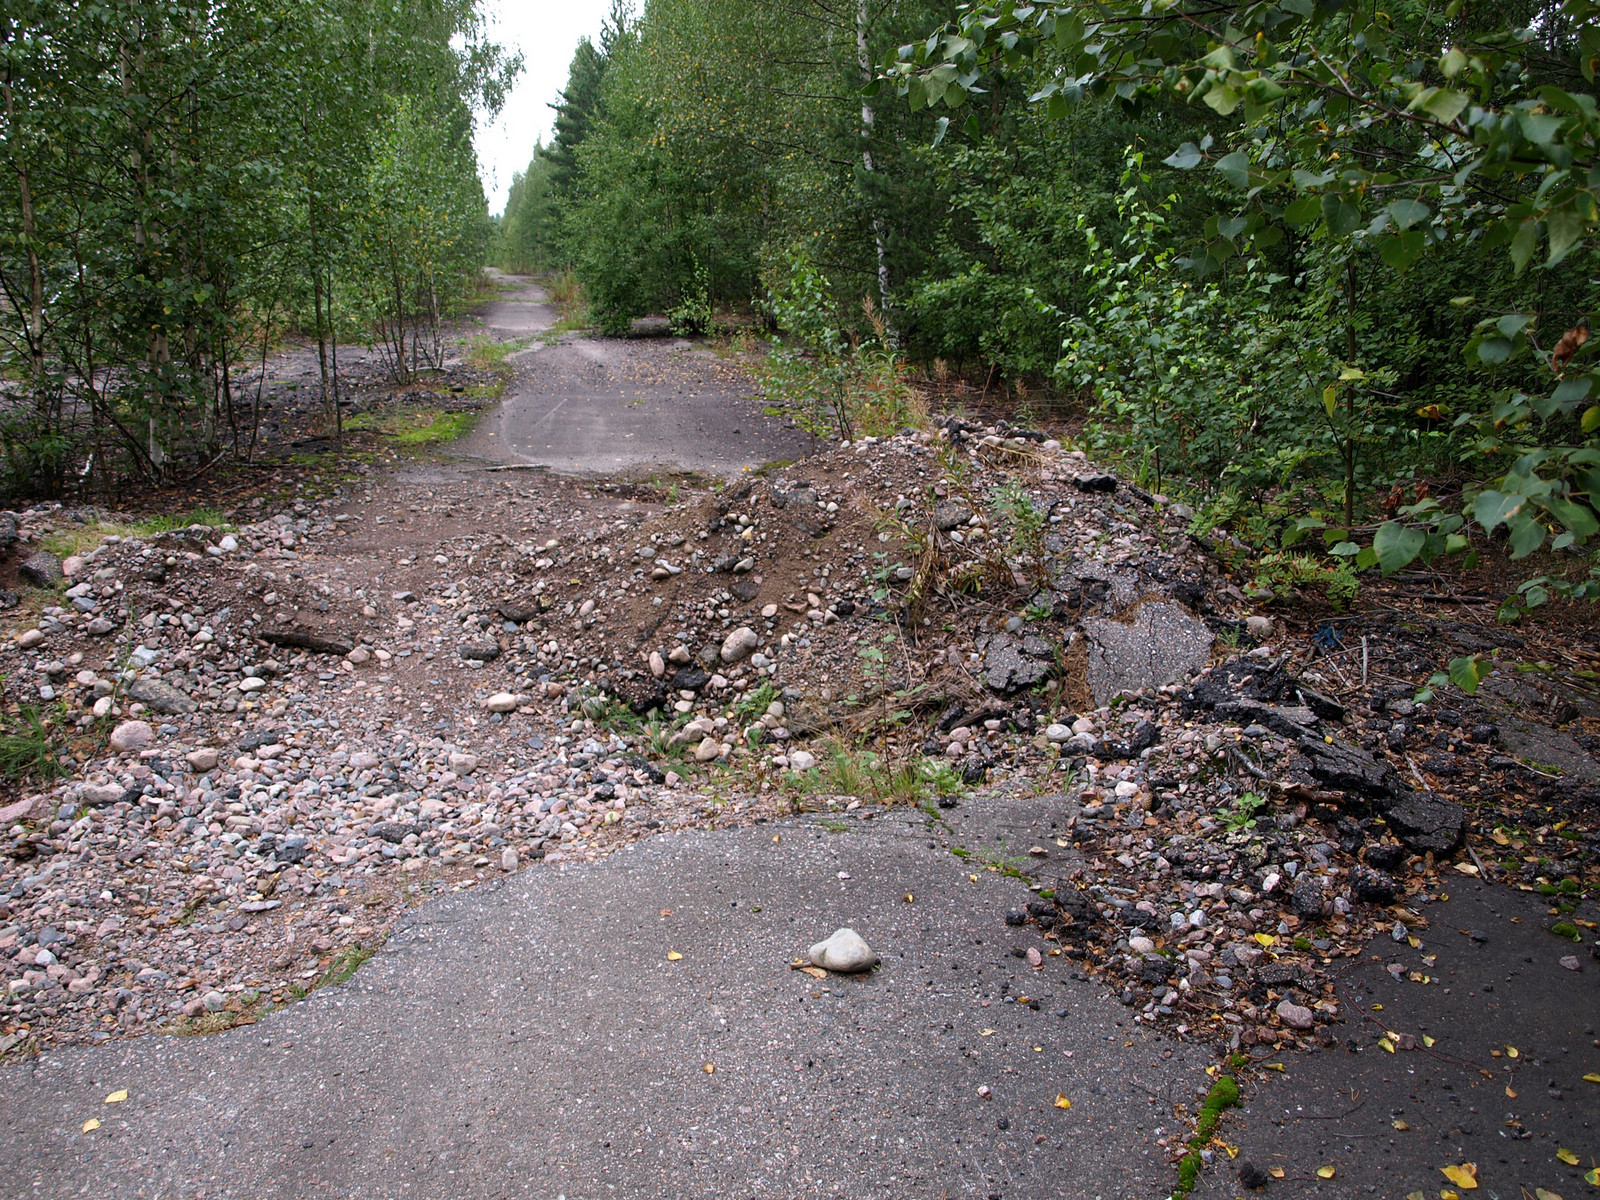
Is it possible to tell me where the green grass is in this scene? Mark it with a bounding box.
[344,406,479,447]
[785,745,966,806]
[316,944,373,988]
[0,706,68,786]
[465,334,528,368]
[41,507,230,560]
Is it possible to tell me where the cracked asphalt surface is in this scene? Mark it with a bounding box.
[1,803,1214,1199]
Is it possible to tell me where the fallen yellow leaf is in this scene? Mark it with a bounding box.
[666,951,683,961]
[1406,1192,1427,1200]
[1378,1037,1396,1053]
[980,1029,998,1036]
[1408,935,1423,947]
[1371,1003,1383,1011]
[1507,1046,1519,1058]
[798,965,826,979]
[1491,828,1510,845]
[1392,1118,1410,1131]
[772,834,780,843]
[104,1090,127,1104]
[1263,1062,1285,1072]
[1316,1165,1335,1179]
[1053,1093,1071,1109]
[1535,1188,1565,1200]
[1585,1167,1600,1186]
[703,1062,714,1074]
[1583,1073,1600,1084]
[1442,1191,1460,1200]
[82,1118,100,1133]
[1268,1167,1285,1179]
[1453,862,1478,875]
[1441,1162,1479,1189]
[1253,933,1276,947]
[1557,1148,1579,1166]
[969,874,979,883]
[904,893,914,903]
[1423,1035,1436,1048]
[1506,1085,1518,1098]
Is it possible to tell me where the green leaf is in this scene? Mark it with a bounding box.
[1507,512,1547,559]
[1372,522,1425,575]
[1213,152,1251,188]
[1379,231,1424,270]
[1473,490,1524,530]
[1355,546,1379,570]
[1439,47,1468,78]
[1544,496,1600,538]
[1284,195,1322,227]
[1546,207,1585,266]
[1163,142,1203,169]
[1448,655,1493,694]
[1517,111,1563,145]
[1553,376,1593,404]
[1413,87,1469,124]
[1496,313,1533,337]
[1386,199,1430,230]
[1583,404,1600,433]
[1321,194,1362,236]
[1202,80,1242,115]
[1329,540,1360,557]
[1476,336,1513,364]
[1510,219,1540,275]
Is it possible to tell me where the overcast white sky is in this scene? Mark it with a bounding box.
[474,0,616,214]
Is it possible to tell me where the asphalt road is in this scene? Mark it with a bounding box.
[467,275,816,478]
[1,806,1213,1200]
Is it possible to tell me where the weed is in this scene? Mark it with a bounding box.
[316,944,373,989]
[465,335,528,368]
[1219,792,1265,832]
[784,744,965,807]
[0,705,68,785]
[41,508,230,561]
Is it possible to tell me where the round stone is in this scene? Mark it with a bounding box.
[807,927,878,973]
[108,720,154,753]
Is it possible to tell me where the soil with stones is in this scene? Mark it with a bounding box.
[0,306,1595,1198]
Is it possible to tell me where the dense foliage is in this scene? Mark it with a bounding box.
[516,0,1600,606]
[0,0,515,497]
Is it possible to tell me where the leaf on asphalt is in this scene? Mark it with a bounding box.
[980,1028,998,1036]
[1316,1165,1336,1179]
[1506,1085,1518,1098]
[1585,1167,1600,1186]
[82,1118,100,1133]
[1406,1192,1427,1200]
[1440,1162,1479,1188]
[1536,1188,1565,1200]
[1379,1037,1396,1053]
[903,893,914,903]
[105,1090,127,1104]
[1423,1035,1436,1048]
[703,1062,714,1074]
[1054,1092,1071,1109]
[666,951,683,961]
[1392,1117,1410,1130]
[969,874,979,883]
[1557,1148,1579,1166]
[1263,1062,1284,1072]
[795,964,826,979]
[1583,1073,1600,1083]
[1507,1046,1519,1058]
[1268,1167,1285,1179]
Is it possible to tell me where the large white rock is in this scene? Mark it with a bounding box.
[484,692,527,713]
[807,927,878,973]
[720,627,759,664]
[787,749,816,772]
[108,720,154,754]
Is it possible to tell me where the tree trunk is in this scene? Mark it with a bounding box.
[856,0,892,334]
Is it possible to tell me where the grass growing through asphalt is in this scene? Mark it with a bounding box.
[343,407,480,446]
[784,744,965,806]
[465,334,529,369]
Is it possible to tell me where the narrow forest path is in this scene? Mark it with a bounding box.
[465,274,815,478]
